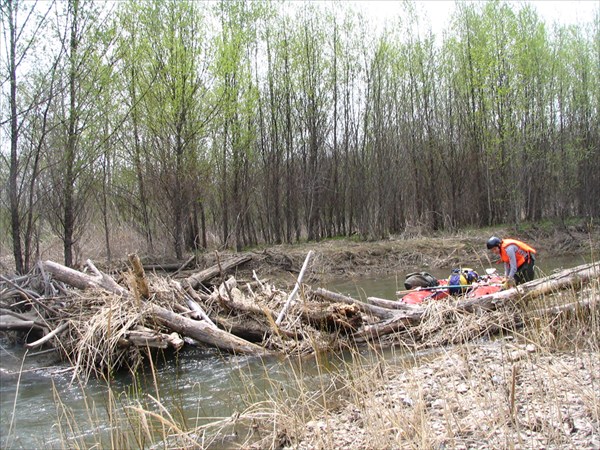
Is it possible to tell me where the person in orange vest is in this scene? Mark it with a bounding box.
[486,236,537,286]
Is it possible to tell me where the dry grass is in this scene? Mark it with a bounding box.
[230,282,600,449]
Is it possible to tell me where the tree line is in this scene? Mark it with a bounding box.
[1,0,599,273]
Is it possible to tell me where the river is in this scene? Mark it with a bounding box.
[0,254,590,448]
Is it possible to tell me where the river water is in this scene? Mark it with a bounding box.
[0,254,591,448]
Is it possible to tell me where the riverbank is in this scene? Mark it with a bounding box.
[248,224,599,449]
[233,222,598,289]
[284,338,600,449]
[1,222,598,449]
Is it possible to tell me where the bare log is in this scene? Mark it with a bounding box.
[0,316,47,331]
[184,255,252,290]
[367,296,425,312]
[311,288,397,320]
[124,327,184,350]
[214,316,271,342]
[457,262,600,312]
[184,293,217,327]
[353,263,600,342]
[149,304,269,356]
[275,250,313,325]
[351,310,425,342]
[0,309,48,329]
[43,260,128,296]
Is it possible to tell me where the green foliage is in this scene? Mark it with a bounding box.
[3,0,599,265]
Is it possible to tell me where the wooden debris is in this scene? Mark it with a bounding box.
[128,254,150,299]
[0,256,597,383]
[184,255,251,289]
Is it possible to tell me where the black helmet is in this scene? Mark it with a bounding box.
[486,236,502,249]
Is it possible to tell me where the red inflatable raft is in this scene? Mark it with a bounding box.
[400,275,504,305]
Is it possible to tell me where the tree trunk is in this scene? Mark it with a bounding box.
[184,255,252,289]
[149,304,269,355]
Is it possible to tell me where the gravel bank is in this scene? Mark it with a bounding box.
[288,340,600,449]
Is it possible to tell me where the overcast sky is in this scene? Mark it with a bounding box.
[349,0,599,32]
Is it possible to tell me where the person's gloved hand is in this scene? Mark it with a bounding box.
[502,277,516,289]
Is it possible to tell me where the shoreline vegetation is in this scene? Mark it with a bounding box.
[1,225,599,449]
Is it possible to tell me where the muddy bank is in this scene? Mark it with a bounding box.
[225,225,599,288]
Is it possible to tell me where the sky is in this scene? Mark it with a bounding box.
[349,0,599,32]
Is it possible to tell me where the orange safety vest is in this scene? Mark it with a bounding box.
[499,239,537,267]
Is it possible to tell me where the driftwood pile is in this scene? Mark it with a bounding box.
[0,253,598,382]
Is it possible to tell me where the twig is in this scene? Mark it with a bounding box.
[25,322,69,349]
[173,255,196,277]
[0,275,60,315]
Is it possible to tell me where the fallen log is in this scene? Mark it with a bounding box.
[351,309,425,342]
[123,326,184,350]
[44,260,128,297]
[149,304,270,355]
[311,288,397,320]
[184,255,252,289]
[352,262,600,343]
[367,296,425,312]
[42,259,270,357]
[0,316,47,331]
[457,262,600,312]
[0,309,48,329]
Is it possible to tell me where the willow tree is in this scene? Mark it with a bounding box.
[256,10,289,245]
[31,0,119,267]
[552,22,600,219]
[287,5,334,242]
[1,0,55,273]
[212,0,263,250]
[113,0,155,254]
[446,2,506,226]
[120,0,211,259]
